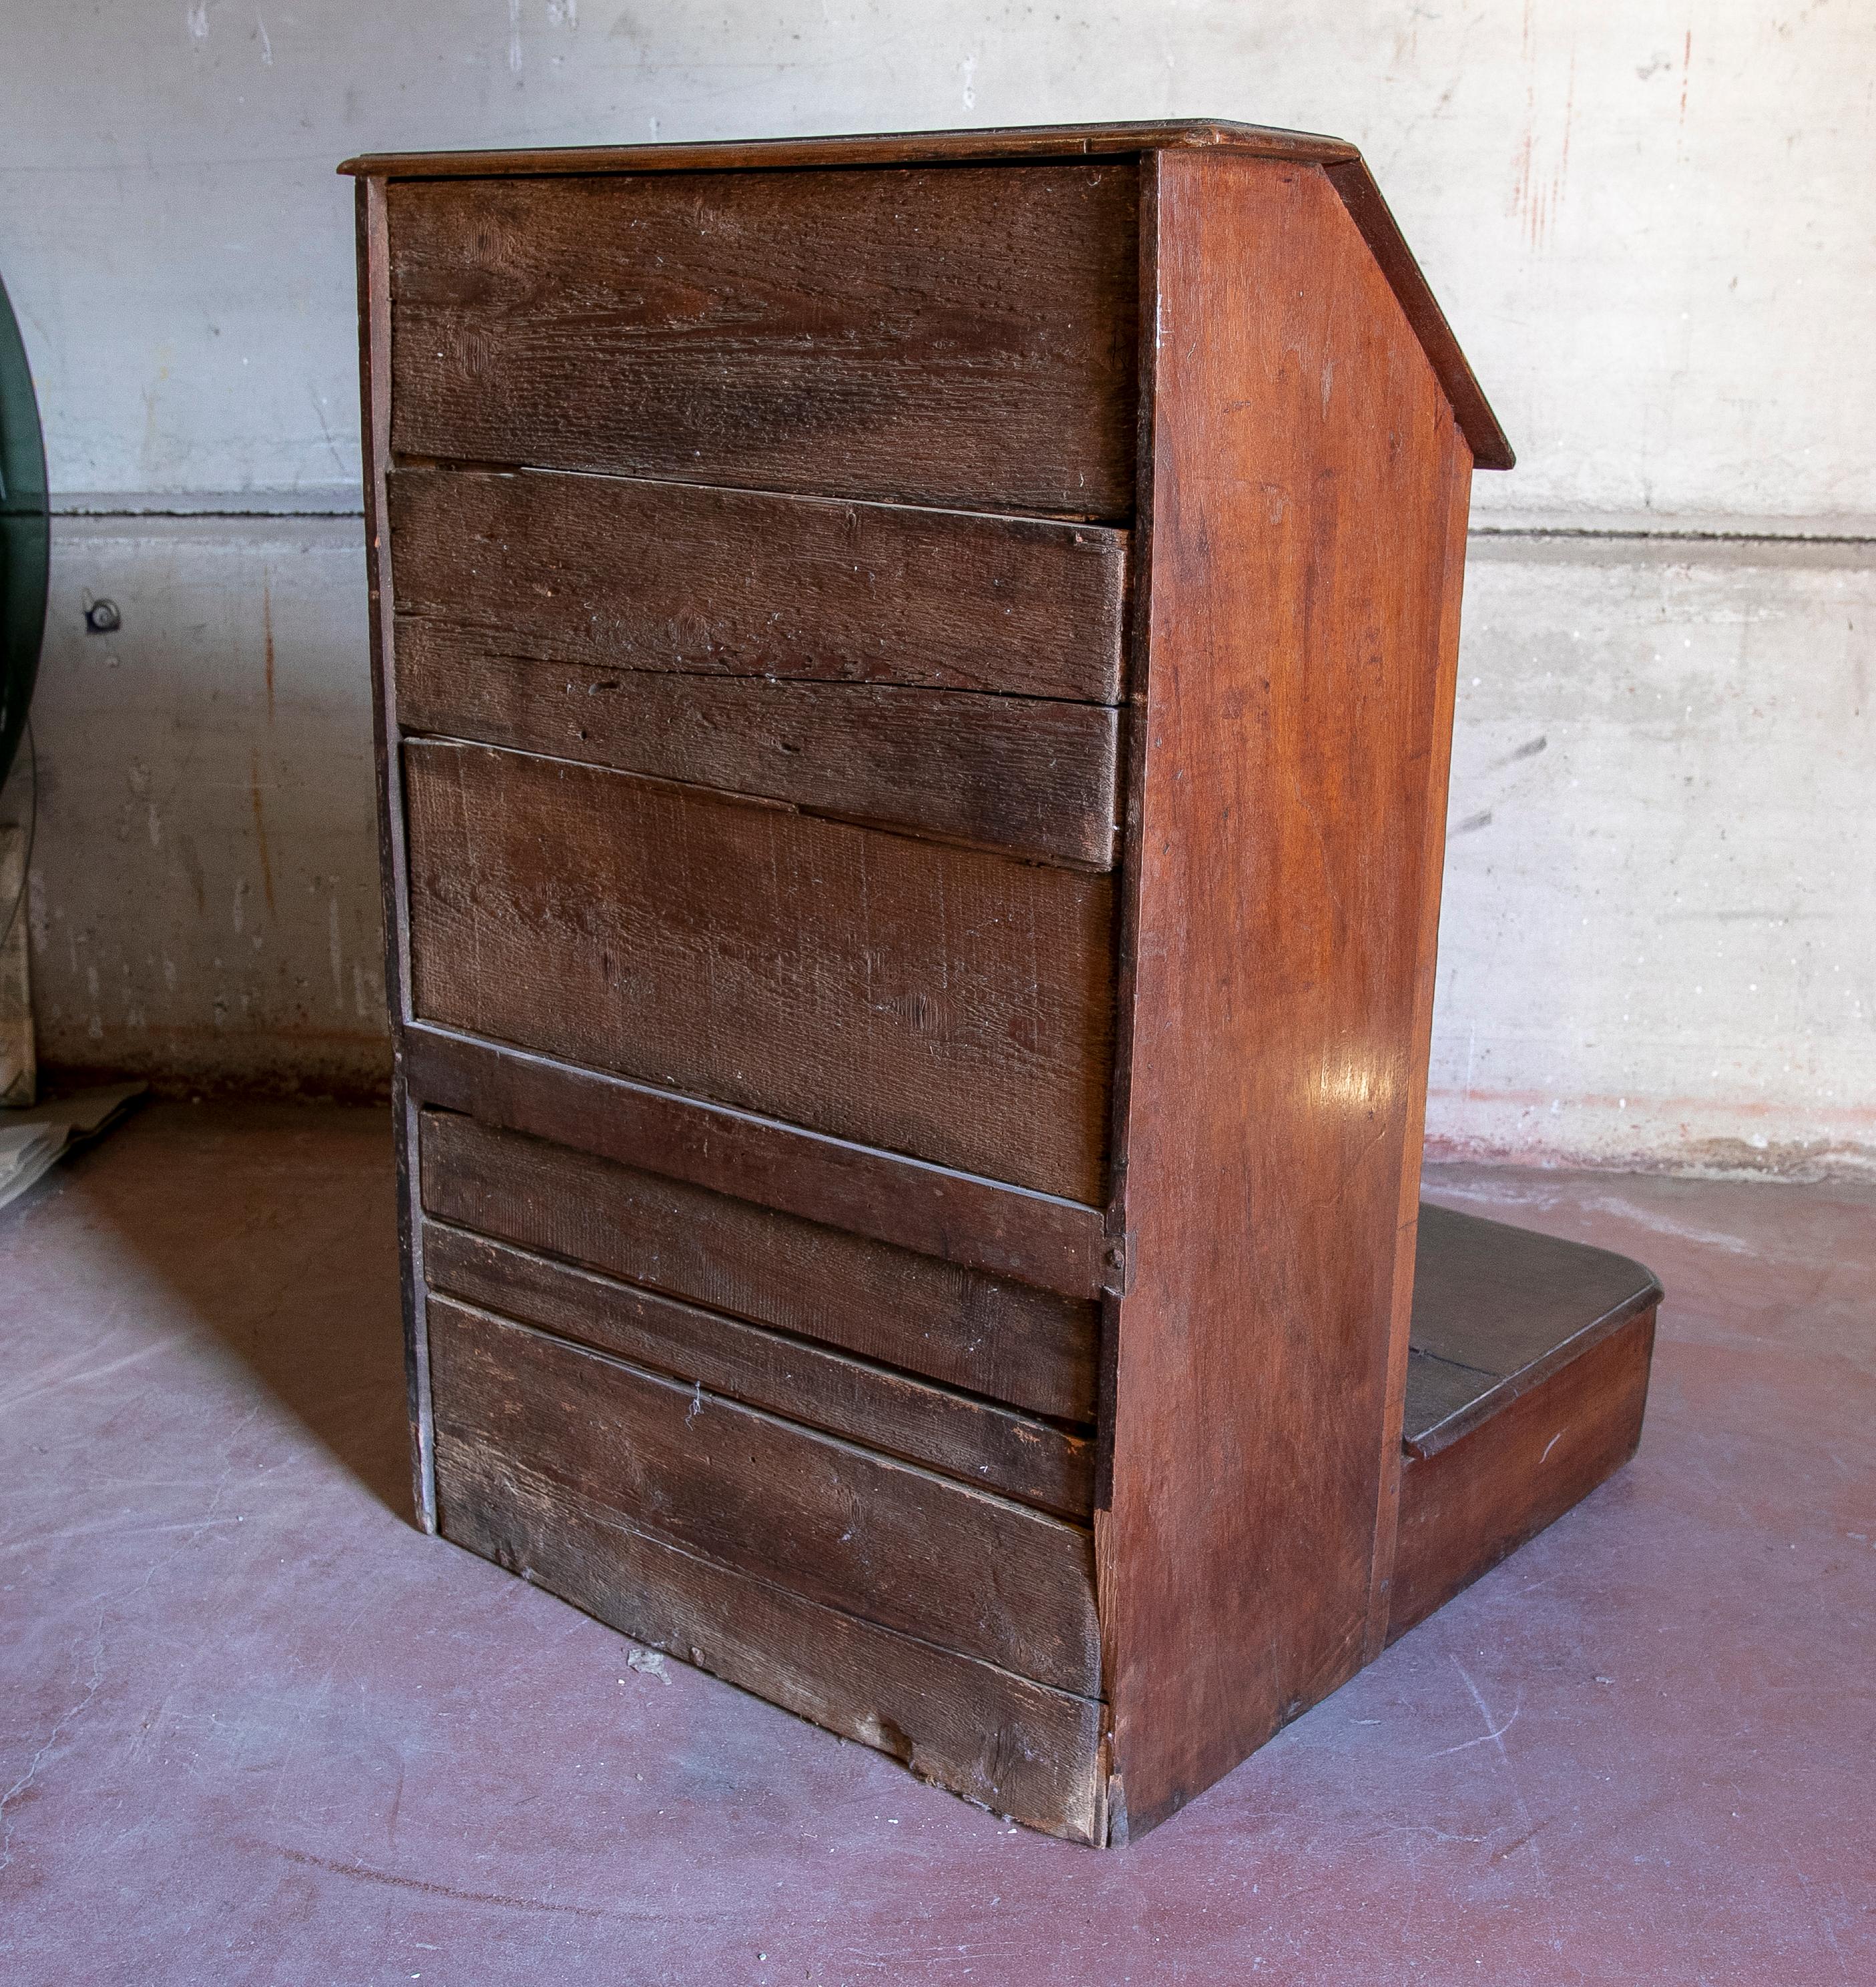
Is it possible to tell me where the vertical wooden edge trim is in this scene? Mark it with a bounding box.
[358,176,433,1533]
[1361,422,1475,1658]
[1321,160,1514,472]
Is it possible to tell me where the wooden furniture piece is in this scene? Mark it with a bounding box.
[341,120,1661,1847]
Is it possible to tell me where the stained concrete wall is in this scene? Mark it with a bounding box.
[1,3,1871,1169]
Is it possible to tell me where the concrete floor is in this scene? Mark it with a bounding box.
[1,1104,1871,1986]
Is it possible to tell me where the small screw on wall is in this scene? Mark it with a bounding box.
[85,599,122,634]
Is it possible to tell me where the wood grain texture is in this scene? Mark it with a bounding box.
[387,467,1128,704]
[419,1108,1098,1423]
[428,1297,1101,1693]
[1096,153,1479,1841]
[403,740,1116,1200]
[388,166,1138,517]
[1388,1309,1655,1643]
[435,1439,1106,1841]
[403,1024,1116,1301]
[423,1222,1093,1518]
[341,118,1362,180]
[395,628,1119,869]
[1404,1204,1662,1459]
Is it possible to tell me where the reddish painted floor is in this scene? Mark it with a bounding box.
[1,1102,1871,1986]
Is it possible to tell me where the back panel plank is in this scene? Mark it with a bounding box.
[423,1223,1094,1518]
[428,1298,1101,1693]
[419,1108,1098,1423]
[389,468,1128,704]
[403,1025,1114,1301]
[436,1440,1106,1841]
[388,166,1139,517]
[396,625,1119,868]
[1100,155,1477,1839]
[404,740,1116,1200]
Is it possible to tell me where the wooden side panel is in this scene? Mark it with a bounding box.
[387,166,1139,518]
[418,1108,1098,1423]
[403,740,1116,1201]
[1389,1309,1655,1642]
[428,1299,1101,1693]
[423,1224,1093,1518]
[396,625,1119,869]
[388,467,1128,704]
[436,1440,1106,1841]
[1097,154,1478,1839]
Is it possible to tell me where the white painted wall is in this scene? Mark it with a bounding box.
[1,3,1870,1168]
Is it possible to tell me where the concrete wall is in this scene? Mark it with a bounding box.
[1,3,1871,1169]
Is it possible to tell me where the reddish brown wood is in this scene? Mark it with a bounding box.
[436,1438,1107,1841]
[387,467,1128,704]
[395,628,1120,869]
[429,1297,1101,1692]
[403,739,1116,1200]
[423,1223,1093,1518]
[1096,153,1478,1842]
[401,1024,1116,1301]
[1389,1309,1655,1642]
[387,166,1138,518]
[340,118,1361,180]
[418,1108,1099,1423]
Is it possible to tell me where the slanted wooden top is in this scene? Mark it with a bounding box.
[340,119,1512,469]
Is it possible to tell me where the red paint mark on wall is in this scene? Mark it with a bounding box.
[1678,30,1693,133]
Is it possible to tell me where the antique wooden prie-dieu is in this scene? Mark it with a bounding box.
[342,121,1661,1845]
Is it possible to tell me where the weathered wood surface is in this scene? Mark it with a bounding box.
[428,1297,1102,1693]
[424,1222,1094,1518]
[1404,1204,1662,1458]
[404,740,1116,1200]
[403,1025,1117,1301]
[1097,152,1478,1841]
[388,467,1129,704]
[436,1439,1108,1841]
[1389,1309,1655,1643]
[395,626,1120,869]
[419,1108,1098,1422]
[342,117,1362,180]
[388,166,1140,517]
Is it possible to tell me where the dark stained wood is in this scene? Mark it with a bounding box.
[403,1024,1117,1301]
[395,626,1120,869]
[423,1222,1093,1518]
[1096,152,1479,1842]
[1363,427,1475,1659]
[1389,1309,1655,1642]
[1404,1204,1662,1458]
[428,1297,1102,1693]
[435,1438,1108,1842]
[353,173,437,1534]
[340,118,1362,180]
[418,1108,1098,1423]
[403,739,1116,1200]
[388,466,1128,704]
[1323,160,1515,472]
[387,166,1139,517]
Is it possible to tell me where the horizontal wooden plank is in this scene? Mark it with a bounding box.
[388,467,1128,704]
[1389,1309,1655,1644]
[435,1438,1107,1841]
[395,630,1120,870]
[1405,1204,1664,1458]
[429,1297,1102,1694]
[341,118,1361,179]
[402,1026,1116,1301]
[419,1108,1097,1422]
[423,1222,1093,1518]
[387,165,1138,517]
[404,740,1116,1200]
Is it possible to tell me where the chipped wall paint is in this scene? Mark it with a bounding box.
[1,3,1871,1163]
